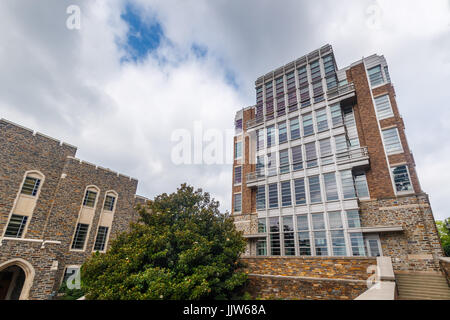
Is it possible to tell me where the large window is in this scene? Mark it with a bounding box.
[103,195,116,211]
[93,226,109,251]
[308,176,322,203]
[341,170,356,199]
[268,183,278,209]
[374,94,394,120]
[382,128,402,154]
[289,118,300,140]
[279,149,290,174]
[294,178,306,205]
[4,214,28,238]
[319,138,333,165]
[281,181,292,207]
[256,186,266,210]
[257,218,267,256]
[350,233,366,256]
[368,65,384,87]
[291,145,303,171]
[312,213,327,256]
[282,216,295,256]
[71,223,89,250]
[331,230,347,256]
[234,194,242,212]
[324,173,339,201]
[278,122,287,144]
[20,176,41,196]
[267,126,275,148]
[235,141,242,159]
[234,166,242,185]
[257,129,264,151]
[269,217,280,256]
[297,215,311,255]
[83,190,97,207]
[316,108,328,132]
[346,210,361,228]
[330,103,343,127]
[305,142,317,168]
[392,165,413,192]
[303,114,314,136]
[354,174,369,198]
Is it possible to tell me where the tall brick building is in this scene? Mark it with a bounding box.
[232,44,444,274]
[0,119,147,300]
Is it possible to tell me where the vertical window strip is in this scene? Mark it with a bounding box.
[319,138,333,165]
[331,230,347,256]
[71,223,89,250]
[267,126,275,148]
[305,142,317,168]
[314,231,328,256]
[268,183,278,209]
[291,145,303,171]
[93,226,109,251]
[103,195,116,211]
[256,186,266,210]
[330,103,343,127]
[341,170,356,199]
[289,118,300,140]
[316,108,328,132]
[350,233,366,256]
[346,210,361,228]
[354,174,369,198]
[20,177,41,196]
[235,141,242,158]
[283,216,295,255]
[5,214,28,238]
[269,217,280,256]
[281,181,292,207]
[234,194,242,212]
[278,122,287,144]
[279,149,290,174]
[382,128,402,154]
[324,173,339,201]
[83,190,97,207]
[294,178,306,205]
[374,94,394,119]
[308,176,322,203]
[234,166,242,185]
[368,65,384,86]
[303,114,314,136]
[392,165,413,192]
[257,129,264,151]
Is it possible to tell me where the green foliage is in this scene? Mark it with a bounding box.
[436,219,450,257]
[81,184,248,300]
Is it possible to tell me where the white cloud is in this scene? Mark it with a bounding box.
[0,0,449,219]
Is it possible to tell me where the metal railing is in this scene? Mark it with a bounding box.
[336,146,369,163]
[327,82,355,100]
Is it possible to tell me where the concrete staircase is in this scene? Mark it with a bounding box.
[395,273,450,300]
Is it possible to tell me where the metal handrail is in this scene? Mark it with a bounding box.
[327,82,355,99]
[336,146,369,163]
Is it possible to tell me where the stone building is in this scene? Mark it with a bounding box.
[232,44,447,298]
[0,119,147,300]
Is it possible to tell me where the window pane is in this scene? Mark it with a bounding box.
[392,165,413,192]
[330,103,343,127]
[289,118,300,140]
[278,122,287,144]
[268,183,278,208]
[308,176,322,203]
[283,216,295,255]
[291,145,303,171]
[303,114,314,136]
[256,186,266,210]
[335,135,348,153]
[368,65,384,86]
[269,217,280,256]
[374,94,394,120]
[341,170,356,199]
[355,174,369,198]
[281,181,292,207]
[382,128,402,154]
[312,213,325,230]
[319,139,333,165]
[267,126,275,148]
[72,223,89,250]
[235,141,242,158]
[234,166,242,185]
[258,218,267,233]
[316,109,328,132]
[331,230,347,256]
[267,153,277,176]
[94,226,109,251]
[305,142,317,168]
[328,211,343,229]
[298,231,311,256]
[347,210,361,228]
[103,195,116,211]
[83,190,97,207]
[21,177,41,196]
[314,231,328,256]
[294,178,306,205]
[234,194,242,212]
[324,173,339,201]
[5,214,28,238]
[279,149,290,174]
[257,129,264,151]
[257,239,267,256]
[350,233,366,256]
[297,215,309,231]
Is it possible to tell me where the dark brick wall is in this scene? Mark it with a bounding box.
[0,119,140,299]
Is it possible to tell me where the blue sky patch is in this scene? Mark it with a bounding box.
[120,3,164,62]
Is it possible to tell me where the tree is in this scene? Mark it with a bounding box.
[81,184,248,300]
[436,219,450,257]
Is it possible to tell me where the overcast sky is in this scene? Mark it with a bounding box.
[0,0,449,220]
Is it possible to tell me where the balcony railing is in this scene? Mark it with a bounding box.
[327,82,355,100]
[246,171,266,184]
[336,146,369,164]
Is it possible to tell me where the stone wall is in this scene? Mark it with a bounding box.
[242,256,375,280]
[360,194,443,272]
[246,274,367,300]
